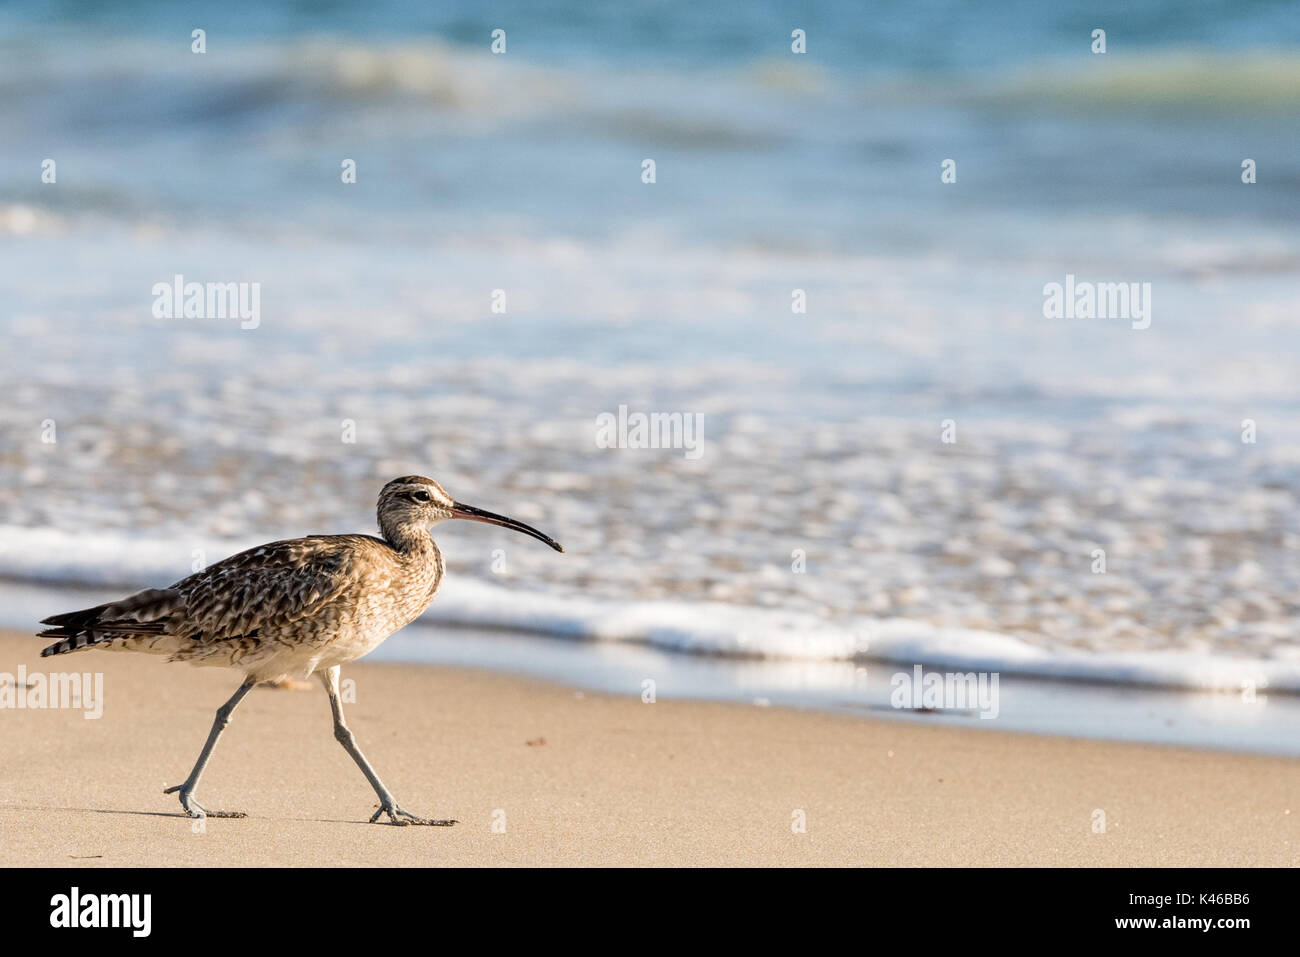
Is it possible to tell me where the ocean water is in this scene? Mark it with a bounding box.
[2,1,1300,697]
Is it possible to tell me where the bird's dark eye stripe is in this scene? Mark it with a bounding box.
[409,489,431,502]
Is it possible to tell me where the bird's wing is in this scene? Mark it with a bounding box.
[166,536,366,642]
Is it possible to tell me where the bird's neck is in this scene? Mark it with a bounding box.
[380,518,437,559]
[378,520,445,604]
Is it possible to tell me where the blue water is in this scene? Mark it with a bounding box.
[4,0,1299,253]
[2,1,1299,688]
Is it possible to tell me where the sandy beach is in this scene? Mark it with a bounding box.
[0,630,1295,866]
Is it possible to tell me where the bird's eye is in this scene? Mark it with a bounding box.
[410,489,431,503]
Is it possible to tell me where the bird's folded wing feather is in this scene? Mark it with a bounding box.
[167,538,360,642]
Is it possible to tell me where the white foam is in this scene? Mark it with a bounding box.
[3,525,1296,695]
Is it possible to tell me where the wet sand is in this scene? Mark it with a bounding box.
[0,630,1296,866]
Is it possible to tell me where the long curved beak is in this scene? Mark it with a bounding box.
[450,502,564,552]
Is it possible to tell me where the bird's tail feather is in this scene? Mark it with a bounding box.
[38,588,181,657]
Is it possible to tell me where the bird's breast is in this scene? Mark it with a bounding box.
[329,558,443,646]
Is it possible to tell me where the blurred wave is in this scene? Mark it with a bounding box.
[980,50,1300,111]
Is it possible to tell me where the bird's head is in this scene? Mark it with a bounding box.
[377,476,564,552]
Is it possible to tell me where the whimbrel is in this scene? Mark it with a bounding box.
[37,476,563,826]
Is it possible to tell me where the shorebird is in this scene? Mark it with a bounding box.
[36,476,563,826]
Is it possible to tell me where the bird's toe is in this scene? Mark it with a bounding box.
[371,804,455,826]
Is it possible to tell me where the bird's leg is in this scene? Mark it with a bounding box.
[318,665,456,827]
[163,679,255,820]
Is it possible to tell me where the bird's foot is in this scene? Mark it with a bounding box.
[369,801,456,826]
[163,783,247,820]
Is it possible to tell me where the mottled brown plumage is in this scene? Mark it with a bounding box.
[41,533,443,680]
[37,476,563,825]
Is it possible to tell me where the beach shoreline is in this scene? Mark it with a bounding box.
[1,630,1296,866]
[5,577,1298,758]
